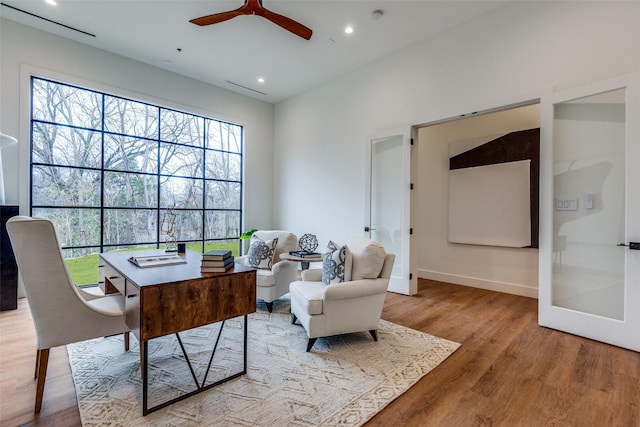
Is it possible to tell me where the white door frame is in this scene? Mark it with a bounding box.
[364,127,416,295]
[539,72,640,351]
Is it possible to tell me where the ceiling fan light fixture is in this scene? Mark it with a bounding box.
[344,26,354,34]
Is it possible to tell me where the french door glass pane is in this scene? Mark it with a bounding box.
[552,88,626,320]
[371,135,404,278]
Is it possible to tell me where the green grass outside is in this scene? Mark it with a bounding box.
[67,241,240,286]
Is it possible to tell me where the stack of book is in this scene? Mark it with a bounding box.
[201,249,234,273]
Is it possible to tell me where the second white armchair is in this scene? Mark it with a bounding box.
[235,230,299,312]
[289,237,395,351]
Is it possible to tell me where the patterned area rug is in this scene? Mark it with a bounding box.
[67,302,459,426]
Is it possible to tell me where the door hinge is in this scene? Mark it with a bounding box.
[409,273,413,280]
[410,228,413,235]
[410,183,414,190]
[410,138,414,145]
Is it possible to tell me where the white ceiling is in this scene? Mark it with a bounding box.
[1,0,504,103]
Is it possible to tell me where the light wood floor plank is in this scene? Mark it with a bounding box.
[1,279,639,426]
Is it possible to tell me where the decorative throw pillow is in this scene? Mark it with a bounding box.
[247,236,278,270]
[322,242,352,285]
[347,238,386,280]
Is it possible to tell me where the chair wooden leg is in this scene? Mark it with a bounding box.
[34,350,40,379]
[34,348,50,413]
[265,301,273,313]
[291,313,297,324]
[369,330,378,341]
[124,331,130,351]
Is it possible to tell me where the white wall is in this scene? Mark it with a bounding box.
[418,106,540,297]
[0,19,275,230]
[274,1,640,296]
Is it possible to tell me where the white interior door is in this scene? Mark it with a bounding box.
[539,73,640,351]
[365,130,415,295]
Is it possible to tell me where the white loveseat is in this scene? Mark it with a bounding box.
[236,230,299,312]
[289,237,395,351]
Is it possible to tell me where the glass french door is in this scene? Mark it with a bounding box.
[539,74,640,351]
[365,130,415,295]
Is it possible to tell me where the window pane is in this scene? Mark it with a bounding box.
[32,79,102,129]
[104,172,158,208]
[204,239,240,256]
[32,123,101,168]
[160,109,202,146]
[30,77,243,286]
[207,120,242,153]
[205,210,240,239]
[63,248,100,286]
[32,166,101,207]
[32,207,101,246]
[161,209,203,241]
[159,143,203,177]
[104,96,158,138]
[206,180,240,209]
[206,151,241,180]
[103,209,157,245]
[160,176,203,209]
[104,135,158,173]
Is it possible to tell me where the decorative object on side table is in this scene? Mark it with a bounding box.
[298,233,318,253]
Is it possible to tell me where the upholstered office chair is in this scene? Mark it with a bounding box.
[6,216,130,412]
[289,237,395,351]
[235,230,299,312]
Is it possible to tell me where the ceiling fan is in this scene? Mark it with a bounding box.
[189,0,313,40]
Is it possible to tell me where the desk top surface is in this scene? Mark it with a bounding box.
[100,249,253,288]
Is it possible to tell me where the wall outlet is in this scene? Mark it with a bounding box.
[555,198,578,211]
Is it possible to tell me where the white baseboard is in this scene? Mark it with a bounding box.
[418,269,538,299]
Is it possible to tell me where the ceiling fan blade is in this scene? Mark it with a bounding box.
[189,0,312,40]
[189,9,246,26]
[260,8,313,40]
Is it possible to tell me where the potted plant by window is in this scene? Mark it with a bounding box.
[239,228,257,254]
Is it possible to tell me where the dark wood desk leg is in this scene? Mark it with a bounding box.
[142,340,149,416]
[243,314,248,374]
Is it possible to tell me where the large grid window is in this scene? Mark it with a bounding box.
[30,77,243,285]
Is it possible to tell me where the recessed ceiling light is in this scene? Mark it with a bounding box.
[45,0,57,5]
[344,26,354,34]
[257,77,265,84]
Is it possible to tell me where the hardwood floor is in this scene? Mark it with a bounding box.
[1,279,639,426]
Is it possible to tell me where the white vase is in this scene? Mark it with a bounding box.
[0,133,19,205]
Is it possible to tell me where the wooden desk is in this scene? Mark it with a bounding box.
[99,250,256,415]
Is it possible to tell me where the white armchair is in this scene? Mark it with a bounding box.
[6,216,130,412]
[289,237,395,351]
[236,230,299,312]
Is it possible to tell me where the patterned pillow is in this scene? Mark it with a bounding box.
[322,242,352,285]
[247,236,279,270]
